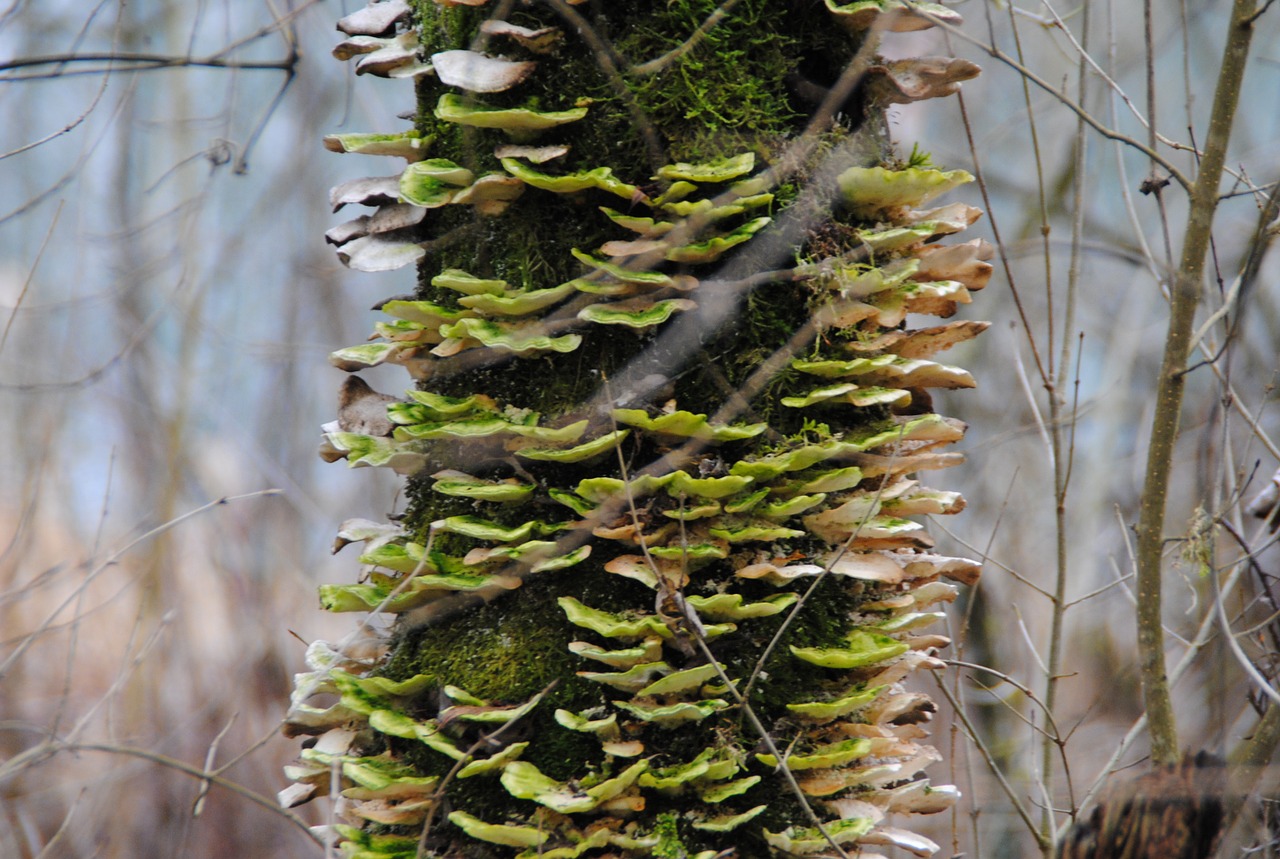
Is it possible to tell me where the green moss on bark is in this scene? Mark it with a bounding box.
[294,1,984,855]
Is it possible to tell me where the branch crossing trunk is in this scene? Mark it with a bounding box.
[282,3,990,856]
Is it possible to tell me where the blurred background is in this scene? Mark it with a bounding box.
[2,0,1279,856]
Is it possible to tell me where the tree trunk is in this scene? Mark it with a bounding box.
[286,2,990,857]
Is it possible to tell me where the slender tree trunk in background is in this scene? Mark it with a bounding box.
[284,2,991,856]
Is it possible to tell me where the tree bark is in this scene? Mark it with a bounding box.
[287,3,991,857]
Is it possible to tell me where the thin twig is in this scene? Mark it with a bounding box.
[1210,562,1280,707]
[917,1,1191,191]
[935,676,1051,849]
[539,0,665,172]
[0,52,296,80]
[0,490,282,681]
[64,742,324,845]
[604,393,855,859]
[0,200,62,357]
[630,0,744,75]
[944,30,1049,385]
[416,684,554,858]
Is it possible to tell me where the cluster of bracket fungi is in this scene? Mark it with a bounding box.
[282,2,989,857]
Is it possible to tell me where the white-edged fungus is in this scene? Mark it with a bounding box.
[824,0,963,32]
[478,20,562,54]
[867,56,981,104]
[431,50,536,93]
[336,0,410,35]
[329,174,401,211]
[494,144,570,163]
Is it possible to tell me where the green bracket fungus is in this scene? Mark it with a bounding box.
[612,698,732,727]
[684,592,798,620]
[548,487,597,516]
[788,466,865,494]
[501,158,641,201]
[329,342,410,371]
[371,716,470,764]
[578,297,697,328]
[292,748,437,797]
[691,805,768,832]
[319,569,520,612]
[707,524,806,543]
[292,2,990,856]
[657,152,756,183]
[329,824,419,858]
[659,501,722,521]
[599,208,677,237]
[722,488,770,514]
[576,471,755,503]
[568,248,679,288]
[579,661,672,692]
[811,257,919,296]
[355,537,430,570]
[393,416,588,443]
[854,222,939,253]
[763,816,876,854]
[638,748,740,793]
[515,429,630,463]
[398,158,475,206]
[435,317,583,355]
[500,760,649,814]
[789,629,910,669]
[566,638,664,669]
[464,541,592,573]
[456,281,575,316]
[611,409,768,442]
[434,515,571,542]
[786,685,884,723]
[323,130,429,160]
[700,776,762,803]
[435,93,589,135]
[658,192,774,220]
[756,737,872,771]
[430,470,535,502]
[554,708,619,734]
[558,596,673,640]
[430,268,509,295]
[403,388,497,415]
[440,686,545,724]
[837,164,974,217]
[644,543,731,562]
[322,431,427,474]
[664,216,771,264]
[651,180,698,206]
[635,663,724,696]
[448,810,549,848]
[376,297,478,327]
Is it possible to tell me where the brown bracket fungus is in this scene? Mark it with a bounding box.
[288,3,990,858]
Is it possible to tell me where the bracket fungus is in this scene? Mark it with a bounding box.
[430,50,537,93]
[289,1,986,857]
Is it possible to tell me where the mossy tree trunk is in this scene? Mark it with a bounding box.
[285,2,989,857]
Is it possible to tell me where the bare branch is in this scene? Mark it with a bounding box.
[0,52,297,81]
